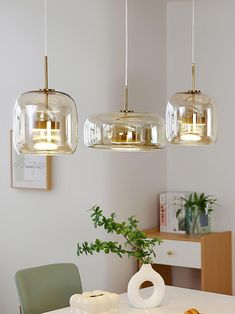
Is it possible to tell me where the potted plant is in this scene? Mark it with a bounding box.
[176,192,217,234]
[77,205,165,309]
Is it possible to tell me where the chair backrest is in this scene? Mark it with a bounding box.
[15,263,82,314]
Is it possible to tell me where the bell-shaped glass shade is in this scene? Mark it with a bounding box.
[166,91,217,145]
[84,112,166,151]
[13,90,78,155]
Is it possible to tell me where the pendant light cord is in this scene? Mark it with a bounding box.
[191,0,195,91]
[192,0,195,65]
[44,0,48,57]
[124,0,128,111]
[125,0,128,87]
[44,0,49,90]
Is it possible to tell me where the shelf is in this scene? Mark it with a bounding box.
[139,229,232,295]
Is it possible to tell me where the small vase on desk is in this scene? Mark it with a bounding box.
[127,263,165,309]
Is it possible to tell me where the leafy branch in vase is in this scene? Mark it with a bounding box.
[77,206,162,264]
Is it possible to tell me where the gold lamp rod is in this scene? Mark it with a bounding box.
[124,85,128,112]
[44,55,49,90]
[192,62,195,92]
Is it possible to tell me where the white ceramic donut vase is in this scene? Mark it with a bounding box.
[127,264,165,308]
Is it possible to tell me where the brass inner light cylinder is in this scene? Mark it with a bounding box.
[33,121,60,129]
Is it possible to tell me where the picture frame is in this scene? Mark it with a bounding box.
[10,130,52,190]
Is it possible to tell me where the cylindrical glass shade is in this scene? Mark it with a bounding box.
[13,89,78,155]
[84,112,166,151]
[166,91,217,145]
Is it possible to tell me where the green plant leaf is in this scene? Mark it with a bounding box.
[176,209,182,218]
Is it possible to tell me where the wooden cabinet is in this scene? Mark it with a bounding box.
[141,229,232,295]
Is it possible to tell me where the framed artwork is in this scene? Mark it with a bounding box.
[10,130,52,190]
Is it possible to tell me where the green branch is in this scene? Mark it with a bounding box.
[77,206,162,264]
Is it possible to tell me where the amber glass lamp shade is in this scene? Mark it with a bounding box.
[166,91,217,145]
[84,111,166,151]
[13,89,78,155]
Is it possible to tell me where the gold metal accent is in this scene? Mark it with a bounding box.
[39,88,55,92]
[176,90,201,95]
[120,85,133,113]
[192,62,196,91]
[38,56,55,92]
[42,55,50,112]
[120,109,134,113]
[44,55,49,90]
[186,90,201,94]
[124,85,128,111]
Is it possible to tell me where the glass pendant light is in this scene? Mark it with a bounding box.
[84,0,166,151]
[166,0,217,146]
[13,0,78,155]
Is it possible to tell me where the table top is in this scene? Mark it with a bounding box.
[42,285,235,314]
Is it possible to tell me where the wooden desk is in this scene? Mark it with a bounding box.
[42,285,235,313]
[142,229,232,295]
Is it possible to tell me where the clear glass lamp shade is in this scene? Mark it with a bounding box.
[13,90,78,155]
[166,91,217,145]
[84,112,166,151]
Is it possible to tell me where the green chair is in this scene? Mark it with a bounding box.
[15,263,82,314]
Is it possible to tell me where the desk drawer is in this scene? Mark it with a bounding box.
[153,240,201,269]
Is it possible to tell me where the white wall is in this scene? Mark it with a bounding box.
[0,0,167,313]
[166,0,235,294]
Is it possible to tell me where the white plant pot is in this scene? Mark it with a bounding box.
[127,264,165,309]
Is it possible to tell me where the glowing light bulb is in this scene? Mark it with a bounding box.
[33,120,60,151]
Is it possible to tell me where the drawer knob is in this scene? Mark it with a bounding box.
[166,250,173,256]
